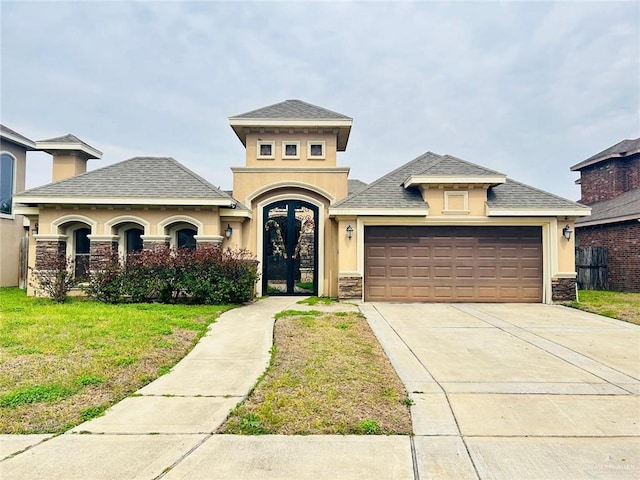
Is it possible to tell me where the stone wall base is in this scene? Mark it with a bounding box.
[338,275,362,300]
[552,277,577,302]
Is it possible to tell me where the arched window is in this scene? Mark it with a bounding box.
[125,228,144,254]
[0,153,15,215]
[177,228,196,250]
[74,228,91,280]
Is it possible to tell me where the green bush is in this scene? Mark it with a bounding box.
[85,245,259,305]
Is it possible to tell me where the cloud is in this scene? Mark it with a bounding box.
[2,1,638,199]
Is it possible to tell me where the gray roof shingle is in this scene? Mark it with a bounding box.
[230,99,352,120]
[16,157,234,201]
[335,151,587,211]
[575,188,640,226]
[347,179,368,196]
[571,138,640,171]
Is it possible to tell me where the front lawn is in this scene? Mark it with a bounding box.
[0,288,232,433]
[567,290,640,325]
[219,309,412,435]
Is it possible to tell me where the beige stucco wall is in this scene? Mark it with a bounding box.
[52,152,90,182]
[422,188,488,216]
[245,132,338,167]
[1,140,28,286]
[557,219,576,273]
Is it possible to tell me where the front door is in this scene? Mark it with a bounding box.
[263,200,318,295]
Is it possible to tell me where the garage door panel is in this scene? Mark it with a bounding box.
[365,226,542,302]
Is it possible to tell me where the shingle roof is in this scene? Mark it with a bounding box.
[16,157,234,202]
[39,133,85,144]
[575,188,640,226]
[335,151,587,211]
[347,179,368,196]
[36,133,102,158]
[230,99,351,120]
[334,152,442,209]
[0,124,36,149]
[486,179,585,209]
[570,138,640,171]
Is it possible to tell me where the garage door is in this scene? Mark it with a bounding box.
[365,226,542,302]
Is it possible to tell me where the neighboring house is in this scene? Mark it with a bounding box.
[0,125,36,287]
[570,138,640,292]
[14,99,590,303]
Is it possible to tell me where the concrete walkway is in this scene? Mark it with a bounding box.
[363,303,640,479]
[2,300,639,479]
[0,298,412,480]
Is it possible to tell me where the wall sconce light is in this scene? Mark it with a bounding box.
[562,224,572,241]
[346,224,353,240]
[224,224,233,239]
[31,222,39,235]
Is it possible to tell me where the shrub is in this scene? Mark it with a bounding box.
[29,252,75,303]
[85,245,259,305]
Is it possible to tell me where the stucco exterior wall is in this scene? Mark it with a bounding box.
[0,140,28,287]
[245,132,338,167]
[422,188,488,216]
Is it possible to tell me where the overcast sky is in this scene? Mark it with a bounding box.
[2,0,638,201]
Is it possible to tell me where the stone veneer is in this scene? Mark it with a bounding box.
[35,240,66,268]
[338,275,362,300]
[551,277,577,302]
[89,241,119,271]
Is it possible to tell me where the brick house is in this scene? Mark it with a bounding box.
[570,138,640,292]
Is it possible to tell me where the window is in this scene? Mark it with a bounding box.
[74,228,91,280]
[257,141,275,159]
[125,228,144,254]
[0,153,15,216]
[282,141,300,159]
[307,141,325,159]
[177,228,197,250]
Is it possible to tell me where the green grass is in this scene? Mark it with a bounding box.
[296,296,338,306]
[219,310,412,435]
[566,290,640,325]
[0,287,233,433]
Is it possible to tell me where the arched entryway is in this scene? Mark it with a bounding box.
[263,200,318,295]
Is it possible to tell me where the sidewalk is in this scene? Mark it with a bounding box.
[0,298,415,480]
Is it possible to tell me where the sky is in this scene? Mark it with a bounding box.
[1,0,638,201]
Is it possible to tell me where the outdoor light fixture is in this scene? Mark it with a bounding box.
[562,224,572,241]
[224,224,233,239]
[346,224,353,240]
[31,223,39,235]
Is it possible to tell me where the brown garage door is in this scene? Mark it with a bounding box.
[365,226,542,302]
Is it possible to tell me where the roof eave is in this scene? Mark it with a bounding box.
[228,118,353,151]
[404,174,507,189]
[1,131,37,150]
[329,207,429,217]
[576,214,640,227]
[35,141,103,159]
[14,196,236,207]
[486,206,591,217]
[570,150,640,171]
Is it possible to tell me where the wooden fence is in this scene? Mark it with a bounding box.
[575,246,608,290]
[19,237,29,289]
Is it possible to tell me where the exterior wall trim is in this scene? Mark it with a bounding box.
[51,214,97,234]
[158,215,204,235]
[486,207,590,217]
[247,181,335,205]
[104,215,151,235]
[15,196,235,207]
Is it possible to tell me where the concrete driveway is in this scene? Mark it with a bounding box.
[362,303,640,480]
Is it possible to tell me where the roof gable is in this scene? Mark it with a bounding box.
[15,157,236,207]
[571,138,640,171]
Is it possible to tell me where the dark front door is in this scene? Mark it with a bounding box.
[263,200,318,295]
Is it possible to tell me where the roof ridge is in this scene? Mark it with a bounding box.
[167,158,232,198]
[333,151,442,207]
[440,154,505,176]
[502,177,585,208]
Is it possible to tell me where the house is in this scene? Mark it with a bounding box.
[570,138,640,292]
[0,125,36,287]
[14,99,590,302]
